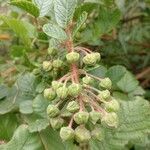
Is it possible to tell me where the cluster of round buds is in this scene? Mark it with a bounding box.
[43,47,119,144]
[44,74,119,143]
[42,59,63,72]
[82,52,101,66]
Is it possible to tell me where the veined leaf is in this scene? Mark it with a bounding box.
[34,0,53,17]
[95,8,121,36]
[117,72,139,93]
[54,0,77,28]
[0,73,37,115]
[0,84,8,99]
[0,114,18,141]
[0,125,67,150]
[10,0,39,17]
[90,97,150,150]
[0,125,45,150]
[43,23,67,40]
[73,11,88,37]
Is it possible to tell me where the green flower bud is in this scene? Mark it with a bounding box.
[33,68,40,75]
[42,61,52,71]
[89,111,101,124]
[68,83,82,97]
[66,52,80,63]
[75,126,91,143]
[74,112,89,124]
[44,88,56,101]
[51,81,63,91]
[48,48,57,55]
[99,78,112,90]
[56,86,68,99]
[93,52,101,62]
[47,104,60,118]
[83,53,97,66]
[50,117,64,129]
[66,101,80,113]
[91,127,104,141]
[60,127,74,141]
[101,112,118,128]
[82,76,94,85]
[98,90,111,101]
[104,99,120,112]
[52,59,63,68]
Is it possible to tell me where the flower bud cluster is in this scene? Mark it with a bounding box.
[43,49,120,144]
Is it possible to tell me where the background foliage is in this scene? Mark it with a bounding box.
[0,0,150,150]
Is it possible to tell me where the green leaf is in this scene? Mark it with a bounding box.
[29,119,49,133]
[16,73,37,96]
[117,72,139,93]
[95,8,121,36]
[0,16,31,46]
[90,97,150,150]
[107,65,126,84]
[34,0,53,17]
[0,114,18,141]
[32,94,49,118]
[0,73,37,114]
[43,23,67,40]
[87,65,107,78]
[0,86,18,114]
[0,84,8,99]
[106,65,127,89]
[73,11,87,37]
[19,100,33,114]
[40,127,66,150]
[54,0,77,28]
[10,0,39,17]
[0,125,45,150]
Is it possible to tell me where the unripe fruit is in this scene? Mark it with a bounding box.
[98,90,111,101]
[33,68,40,75]
[104,99,120,112]
[68,83,82,97]
[83,53,97,66]
[66,52,80,63]
[101,112,118,128]
[44,88,56,101]
[91,127,104,141]
[60,127,74,141]
[52,59,63,68]
[42,61,52,71]
[99,78,112,90]
[56,86,68,99]
[82,76,93,85]
[93,52,101,62]
[51,81,63,91]
[74,111,89,124]
[47,104,60,118]
[50,117,64,129]
[66,101,80,113]
[89,111,101,124]
[75,126,91,143]
[48,48,57,55]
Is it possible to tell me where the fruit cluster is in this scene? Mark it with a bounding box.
[43,49,120,143]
